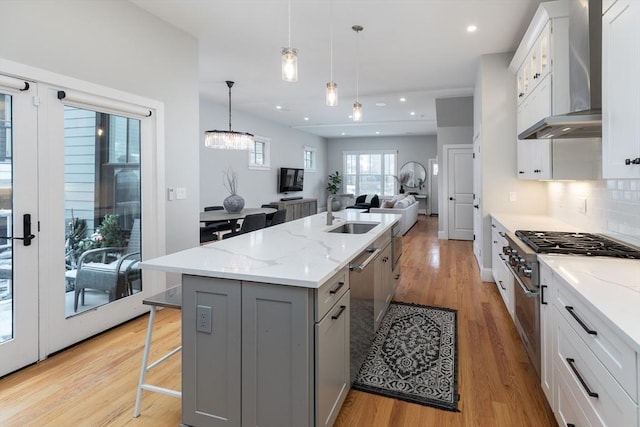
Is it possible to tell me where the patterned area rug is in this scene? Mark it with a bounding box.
[353,301,459,412]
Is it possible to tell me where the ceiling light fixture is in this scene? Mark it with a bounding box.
[281,0,298,82]
[352,25,364,122]
[400,97,406,102]
[326,0,338,106]
[204,81,254,150]
[467,25,477,33]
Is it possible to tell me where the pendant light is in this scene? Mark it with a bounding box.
[352,25,363,122]
[281,0,298,82]
[325,0,338,106]
[204,81,254,150]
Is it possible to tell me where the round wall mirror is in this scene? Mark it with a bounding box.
[400,161,427,189]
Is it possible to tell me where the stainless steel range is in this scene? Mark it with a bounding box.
[502,230,640,378]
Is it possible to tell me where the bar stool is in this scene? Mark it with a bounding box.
[134,285,182,417]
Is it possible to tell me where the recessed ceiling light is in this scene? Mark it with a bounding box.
[341,132,346,136]
[276,105,282,110]
[304,117,309,121]
[400,97,406,102]
[375,131,380,135]
[467,25,477,33]
[375,102,387,107]
[410,111,416,116]
[348,114,353,119]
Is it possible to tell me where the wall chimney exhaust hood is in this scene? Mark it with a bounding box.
[519,0,602,140]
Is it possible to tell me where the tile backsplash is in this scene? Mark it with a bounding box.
[547,179,640,247]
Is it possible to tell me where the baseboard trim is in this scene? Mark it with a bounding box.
[438,231,447,239]
[480,267,494,283]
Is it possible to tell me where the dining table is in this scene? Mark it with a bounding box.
[199,207,277,232]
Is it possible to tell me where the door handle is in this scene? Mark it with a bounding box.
[0,214,36,246]
[449,197,455,201]
[473,204,479,209]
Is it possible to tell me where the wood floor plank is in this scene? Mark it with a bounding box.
[0,215,555,426]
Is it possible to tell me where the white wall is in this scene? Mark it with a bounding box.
[0,0,200,254]
[326,135,436,206]
[548,179,640,247]
[200,98,327,209]
[474,53,547,270]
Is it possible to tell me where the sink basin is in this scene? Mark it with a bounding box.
[327,222,379,234]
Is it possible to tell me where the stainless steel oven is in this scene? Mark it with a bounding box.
[503,233,541,378]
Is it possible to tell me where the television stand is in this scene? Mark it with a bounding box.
[271,198,317,222]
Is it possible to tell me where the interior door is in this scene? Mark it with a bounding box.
[447,147,474,240]
[472,131,482,265]
[0,76,39,376]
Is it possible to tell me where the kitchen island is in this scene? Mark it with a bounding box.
[141,210,401,427]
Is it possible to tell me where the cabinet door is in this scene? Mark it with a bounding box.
[182,276,242,427]
[603,1,640,178]
[539,264,554,409]
[315,291,350,427]
[242,282,312,427]
[373,244,392,329]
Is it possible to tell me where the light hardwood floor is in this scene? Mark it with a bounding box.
[0,216,556,426]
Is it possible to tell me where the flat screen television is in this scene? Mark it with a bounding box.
[278,167,304,193]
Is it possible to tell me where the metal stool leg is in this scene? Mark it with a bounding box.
[134,306,157,417]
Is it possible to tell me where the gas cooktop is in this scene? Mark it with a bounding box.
[515,230,640,259]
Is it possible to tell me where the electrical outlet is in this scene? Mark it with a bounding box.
[576,197,587,214]
[176,187,187,200]
[196,305,212,334]
[509,191,517,202]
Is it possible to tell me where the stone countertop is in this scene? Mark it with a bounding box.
[141,210,401,289]
[538,254,640,352]
[490,212,581,233]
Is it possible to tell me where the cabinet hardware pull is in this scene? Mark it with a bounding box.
[498,280,506,291]
[567,424,576,427]
[566,358,599,398]
[395,274,400,280]
[625,157,640,165]
[491,223,496,228]
[498,231,506,238]
[541,285,547,305]
[329,281,345,295]
[565,306,597,335]
[331,305,346,320]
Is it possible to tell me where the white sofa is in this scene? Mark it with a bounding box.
[369,194,419,235]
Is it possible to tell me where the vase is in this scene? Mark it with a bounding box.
[399,185,405,194]
[223,194,245,213]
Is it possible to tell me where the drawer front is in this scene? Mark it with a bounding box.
[555,280,638,401]
[316,266,349,322]
[555,308,638,426]
[555,368,604,427]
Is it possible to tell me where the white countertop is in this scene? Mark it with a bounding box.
[538,255,640,352]
[141,211,401,289]
[490,213,581,233]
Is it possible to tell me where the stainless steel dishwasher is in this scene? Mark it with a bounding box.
[349,245,380,383]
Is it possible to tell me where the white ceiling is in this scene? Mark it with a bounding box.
[131,0,544,138]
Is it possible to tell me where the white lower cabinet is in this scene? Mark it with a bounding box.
[539,263,554,407]
[490,218,514,318]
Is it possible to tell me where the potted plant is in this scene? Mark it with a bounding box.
[222,168,245,213]
[326,171,343,210]
[394,171,410,194]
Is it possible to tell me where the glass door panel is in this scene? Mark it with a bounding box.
[64,106,142,317]
[0,82,39,377]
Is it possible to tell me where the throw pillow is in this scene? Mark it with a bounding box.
[383,200,396,208]
[395,199,409,209]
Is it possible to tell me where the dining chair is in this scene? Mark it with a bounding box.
[200,206,235,243]
[268,209,287,227]
[261,204,279,225]
[223,213,266,239]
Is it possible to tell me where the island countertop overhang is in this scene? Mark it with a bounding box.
[141,211,401,288]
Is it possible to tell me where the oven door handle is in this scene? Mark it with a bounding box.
[505,261,539,297]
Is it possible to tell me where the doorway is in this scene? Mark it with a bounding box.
[442,145,473,241]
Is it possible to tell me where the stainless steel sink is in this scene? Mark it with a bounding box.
[327,222,379,234]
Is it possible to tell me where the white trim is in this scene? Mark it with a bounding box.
[303,145,317,171]
[248,135,271,170]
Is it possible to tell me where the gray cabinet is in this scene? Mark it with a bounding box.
[271,198,318,222]
[373,232,393,330]
[315,290,350,427]
[182,267,350,427]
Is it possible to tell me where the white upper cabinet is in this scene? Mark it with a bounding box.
[602,0,640,178]
[517,21,552,104]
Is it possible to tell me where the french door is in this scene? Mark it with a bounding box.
[0,70,165,377]
[0,75,39,376]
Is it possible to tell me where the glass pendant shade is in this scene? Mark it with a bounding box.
[204,80,254,150]
[281,47,298,82]
[353,101,363,122]
[326,81,338,106]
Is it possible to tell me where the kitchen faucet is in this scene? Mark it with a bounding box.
[327,194,354,225]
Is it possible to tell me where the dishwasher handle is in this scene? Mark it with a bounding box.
[350,248,381,272]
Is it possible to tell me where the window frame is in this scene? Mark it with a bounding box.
[248,135,271,170]
[303,146,317,171]
[343,150,398,197]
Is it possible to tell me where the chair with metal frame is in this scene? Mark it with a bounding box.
[222,212,266,239]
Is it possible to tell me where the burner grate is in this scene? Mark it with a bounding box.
[515,230,640,259]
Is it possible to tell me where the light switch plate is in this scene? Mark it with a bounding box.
[167,187,175,201]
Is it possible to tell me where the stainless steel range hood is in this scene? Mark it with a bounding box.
[519,0,602,140]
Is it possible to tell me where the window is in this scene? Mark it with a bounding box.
[303,146,316,171]
[343,151,397,196]
[248,136,270,170]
